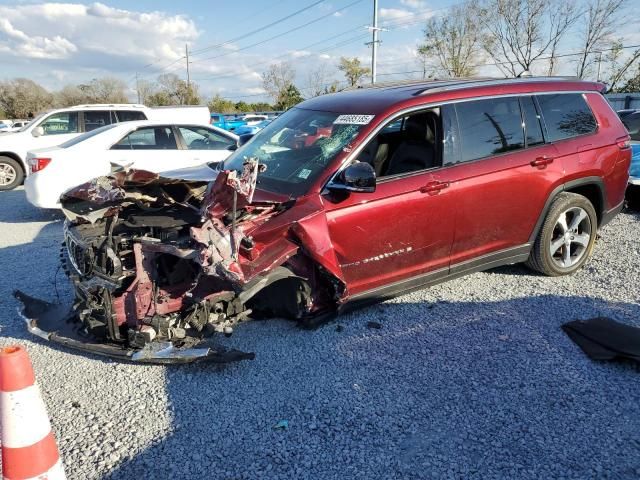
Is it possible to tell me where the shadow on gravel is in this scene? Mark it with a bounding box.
[0,189,63,223]
[106,294,640,480]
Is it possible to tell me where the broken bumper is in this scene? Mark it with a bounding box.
[14,291,255,365]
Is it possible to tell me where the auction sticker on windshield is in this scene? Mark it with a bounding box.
[334,114,375,125]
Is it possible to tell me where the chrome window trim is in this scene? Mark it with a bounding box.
[324,90,601,191]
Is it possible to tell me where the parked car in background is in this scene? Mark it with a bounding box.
[7,120,30,131]
[233,119,272,136]
[24,121,238,209]
[20,77,631,362]
[0,104,210,191]
[0,120,13,132]
[618,109,640,185]
[242,114,268,126]
[210,113,246,132]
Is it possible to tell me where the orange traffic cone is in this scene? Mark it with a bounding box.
[0,345,65,480]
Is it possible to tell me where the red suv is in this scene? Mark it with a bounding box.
[19,78,631,363]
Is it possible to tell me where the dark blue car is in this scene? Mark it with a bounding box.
[619,110,640,184]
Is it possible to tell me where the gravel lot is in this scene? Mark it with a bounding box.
[1,187,639,480]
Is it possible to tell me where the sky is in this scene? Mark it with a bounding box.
[0,0,638,103]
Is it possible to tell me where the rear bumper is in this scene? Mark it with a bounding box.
[14,290,255,365]
[24,175,60,209]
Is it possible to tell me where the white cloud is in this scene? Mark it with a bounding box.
[0,2,198,65]
[243,87,266,95]
[379,8,414,22]
[400,0,428,9]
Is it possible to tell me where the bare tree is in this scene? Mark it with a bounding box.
[306,63,335,97]
[599,41,640,90]
[0,78,53,118]
[154,73,200,105]
[418,2,484,78]
[136,79,156,105]
[546,1,579,75]
[481,0,578,77]
[575,0,626,79]
[55,85,89,107]
[78,77,129,103]
[337,57,370,87]
[262,62,296,103]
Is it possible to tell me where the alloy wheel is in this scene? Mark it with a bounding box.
[0,163,17,186]
[549,206,591,269]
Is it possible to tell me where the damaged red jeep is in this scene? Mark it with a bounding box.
[17,78,631,363]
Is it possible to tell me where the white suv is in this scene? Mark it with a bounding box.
[0,104,150,190]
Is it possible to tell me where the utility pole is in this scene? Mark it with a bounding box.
[366,0,384,84]
[184,43,191,91]
[135,72,140,104]
[371,0,379,84]
[596,51,603,82]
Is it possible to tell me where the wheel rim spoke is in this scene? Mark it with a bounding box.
[568,209,587,231]
[0,164,16,185]
[550,237,565,254]
[562,244,572,266]
[572,233,590,247]
[557,212,569,232]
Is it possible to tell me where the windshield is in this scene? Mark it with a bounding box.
[59,124,118,148]
[222,107,369,197]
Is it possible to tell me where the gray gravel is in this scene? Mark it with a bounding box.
[1,186,639,480]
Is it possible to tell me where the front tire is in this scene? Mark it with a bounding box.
[0,156,24,191]
[526,192,597,276]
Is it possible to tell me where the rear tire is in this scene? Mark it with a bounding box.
[526,192,597,276]
[0,156,24,191]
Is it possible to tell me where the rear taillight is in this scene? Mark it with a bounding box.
[30,158,51,173]
[616,135,631,150]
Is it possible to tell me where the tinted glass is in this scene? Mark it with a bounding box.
[84,110,111,132]
[455,98,524,162]
[442,104,460,165]
[521,96,544,147]
[622,112,640,141]
[536,94,597,142]
[40,112,79,135]
[179,126,234,150]
[112,127,177,150]
[116,110,147,122]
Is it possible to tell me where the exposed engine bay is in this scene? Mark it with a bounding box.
[17,164,344,364]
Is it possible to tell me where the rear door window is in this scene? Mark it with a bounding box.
[536,93,597,142]
[40,112,79,135]
[111,127,177,150]
[178,126,235,150]
[455,97,524,162]
[116,110,147,122]
[84,110,112,132]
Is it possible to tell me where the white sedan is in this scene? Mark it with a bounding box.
[24,121,238,209]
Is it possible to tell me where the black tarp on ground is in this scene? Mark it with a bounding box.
[562,317,640,363]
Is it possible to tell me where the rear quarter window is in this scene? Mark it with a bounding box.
[536,93,597,142]
[116,110,147,122]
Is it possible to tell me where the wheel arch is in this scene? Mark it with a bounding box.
[528,177,606,244]
[0,151,26,175]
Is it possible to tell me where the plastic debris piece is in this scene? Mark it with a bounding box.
[273,420,289,430]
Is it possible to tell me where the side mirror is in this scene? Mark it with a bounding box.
[328,162,376,193]
[32,126,44,138]
[237,133,255,147]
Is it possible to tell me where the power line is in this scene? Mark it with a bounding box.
[190,0,365,64]
[190,0,327,56]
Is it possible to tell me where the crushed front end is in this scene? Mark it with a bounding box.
[17,165,342,364]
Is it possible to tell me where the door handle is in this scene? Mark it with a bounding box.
[420,181,450,195]
[530,156,554,168]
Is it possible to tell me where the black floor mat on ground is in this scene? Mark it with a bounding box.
[562,317,640,363]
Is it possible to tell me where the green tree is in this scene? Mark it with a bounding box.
[275,84,304,110]
[338,57,370,87]
[234,101,252,112]
[0,78,53,118]
[208,94,237,113]
[250,102,274,111]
